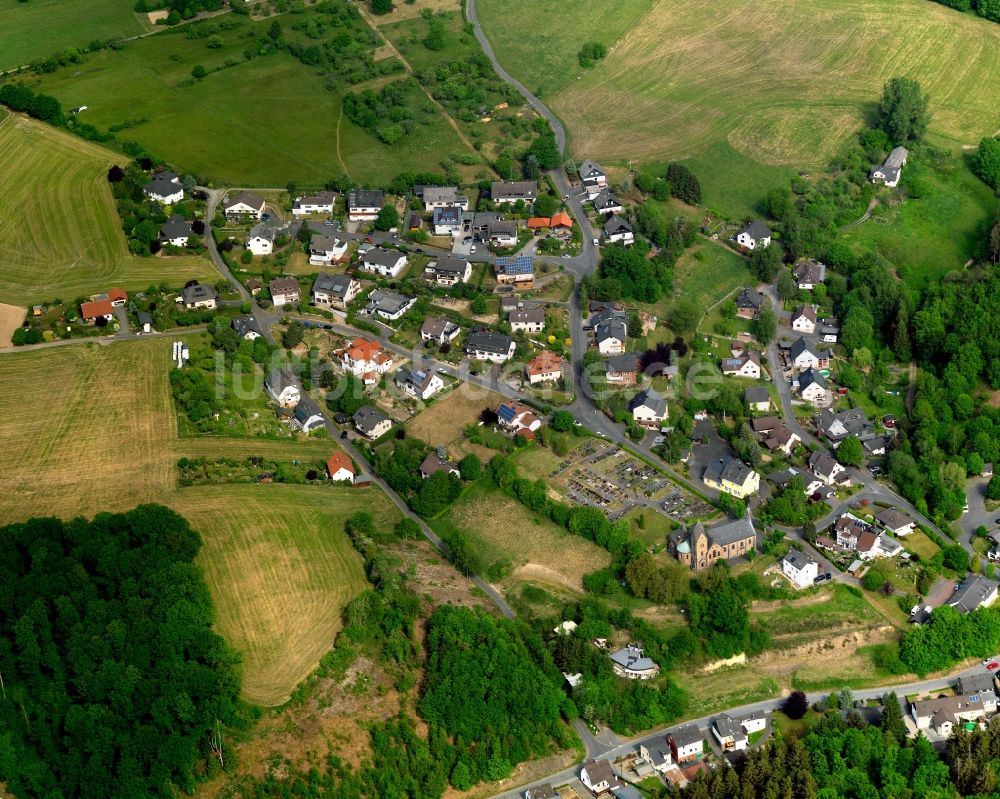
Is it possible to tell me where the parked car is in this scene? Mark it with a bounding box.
[340,431,348,440]
[813,573,832,584]
[652,436,666,445]
[989,662,1000,671]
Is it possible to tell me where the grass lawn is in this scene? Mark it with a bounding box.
[0,0,147,71]
[31,14,472,185]
[431,480,611,591]
[843,156,999,287]
[0,336,400,706]
[905,529,942,561]
[475,0,654,98]
[772,708,824,739]
[182,483,397,706]
[678,666,781,718]
[482,0,1000,186]
[0,114,215,305]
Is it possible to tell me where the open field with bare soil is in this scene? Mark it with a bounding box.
[481,0,1000,171]
[406,385,507,458]
[0,115,215,306]
[0,303,27,347]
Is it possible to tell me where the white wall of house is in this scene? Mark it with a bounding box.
[246,237,272,256]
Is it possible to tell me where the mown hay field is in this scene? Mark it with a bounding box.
[481,0,1000,170]
[0,114,215,305]
[0,337,393,706]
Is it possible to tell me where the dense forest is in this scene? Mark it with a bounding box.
[0,505,242,798]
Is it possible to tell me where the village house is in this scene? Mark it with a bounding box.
[246,278,262,296]
[639,739,674,776]
[762,423,800,455]
[420,317,461,345]
[291,396,326,433]
[469,211,503,241]
[834,513,870,547]
[911,693,990,737]
[720,350,762,379]
[159,214,193,247]
[712,714,747,752]
[791,305,817,334]
[292,190,336,216]
[523,784,556,799]
[606,352,640,385]
[269,277,300,308]
[609,644,660,680]
[949,575,999,614]
[744,386,772,412]
[578,159,607,196]
[488,219,518,247]
[265,368,301,407]
[671,516,757,570]
[231,315,261,340]
[958,673,998,700]
[423,186,469,211]
[224,191,265,220]
[407,211,422,232]
[603,214,634,246]
[581,759,622,795]
[419,450,460,479]
[143,170,183,204]
[245,224,275,256]
[491,180,537,205]
[424,254,472,286]
[362,290,415,321]
[628,388,668,428]
[497,401,542,439]
[550,211,573,236]
[353,406,392,440]
[80,288,128,324]
[432,206,464,236]
[494,255,534,288]
[809,449,849,485]
[394,367,444,401]
[735,220,771,250]
[138,311,153,334]
[751,416,782,435]
[360,248,408,278]
[792,259,826,290]
[789,337,821,370]
[309,235,349,266]
[326,452,355,483]
[702,458,760,498]
[312,273,360,307]
[817,407,873,444]
[870,146,909,188]
[526,350,564,385]
[735,287,764,319]
[667,726,704,763]
[798,368,831,405]
[595,316,628,355]
[527,217,549,235]
[876,507,915,537]
[347,189,383,221]
[509,308,545,333]
[864,436,890,457]
[592,189,624,216]
[180,283,218,309]
[467,330,515,362]
[782,550,819,588]
[339,337,393,377]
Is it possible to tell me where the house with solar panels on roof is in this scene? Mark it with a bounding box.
[494,255,534,288]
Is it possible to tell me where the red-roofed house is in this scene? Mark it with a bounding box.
[340,337,393,377]
[80,288,128,323]
[527,217,550,232]
[526,350,564,385]
[549,212,573,235]
[326,452,355,483]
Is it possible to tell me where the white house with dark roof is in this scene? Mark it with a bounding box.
[347,189,383,221]
[712,714,747,751]
[180,283,217,309]
[291,396,326,433]
[361,248,408,278]
[424,254,472,286]
[789,336,821,369]
[628,388,668,428]
[466,330,515,362]
[159,214,193,247]
[609,644,659,679]
[420,317,460,344]
[312,273,360,307]
[491,180,537,205]
[911,693,991,736]
[245,224,275,256]
[231,315,261,340]
[603,215,634,246]
[809,449,848,485]
[433,206,464,236]
[143,170,183,204]
[798,368,831,405]
[523,784,556,799]
[876,507,915,537]
[782,550,819,588]
[595,317,627,355]
[792,259,826,290]
[353,406,392,440]
[581,759,621,795]
[488,219,518,247]
[266,368,300,407]
[509,308,545,333]
[745,386,772,412]
[292,191,335,216]
[423,186,468,211]
[791,305,817,334]
[309,235,348,265]
[870,146,908,188]
[735,220,771,250]
[395,367,444,401]
[949,575,999,614]
[362,289,415,321]
[578,159,607,197]
[592,189,623,216]
[720,350,761,379]
[224,191,265,219]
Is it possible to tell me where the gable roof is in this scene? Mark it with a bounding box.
[510,308,545,325]
[326,452,354,476]
[704,457,755,487]
[595,317,627,344]
[783,549,815,572]
[603,214,632,235]
[225,190,265,211]
[669,724,702,747]
[745,386,771,405]
[423,186,463,204]
[363,248,406,268]
[792,304,817,324]
[352,405,390,433]
[951,575,998,614]
[231,315,261,338]
[269,276,298,295]
[466,329,513,355]
[181,283,217,304]
[738,220,772,240]
[792,259,826,284]
[550,211,573,228]
[700,516,756,548]
[348,189,383,208]
[293,397,323,425]
[428,254,469,274]
[876,507,912,530]
[628,388,667,417]
[736,287,763,309]
[313,272,355,297]
[789,336,819,361]
[160,213,193,239]
[714,713,743,738]
[247,223,275,242]
[578,159,605,180]
[491,180,537,200]
[606,352,640,373]
[293,190,335,208]
[432,206,463,225]
[266,367,297,394]
[593,189,622,209]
